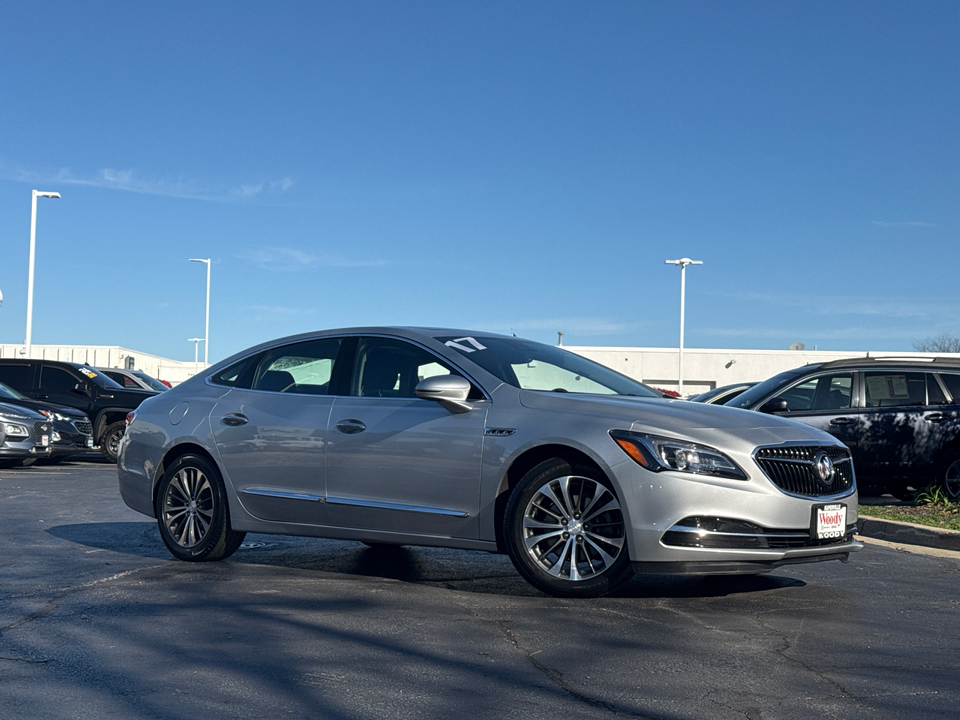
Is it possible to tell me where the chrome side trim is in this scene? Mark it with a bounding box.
[242,488,325,502]
[326,496,469,517]
[668,524,807,540]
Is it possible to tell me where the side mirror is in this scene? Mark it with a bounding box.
[415,375,473,414]
[759,398,789,414]
[73,382,91,396]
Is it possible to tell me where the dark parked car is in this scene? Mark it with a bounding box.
[0,402,51,468]
[0,359,158,463]
[727,357,960,499]
[96,367,170,392]
[119,327,860,598]
[689,382,757,405]
[0,380,93,463]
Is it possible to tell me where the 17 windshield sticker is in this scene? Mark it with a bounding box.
[444,337,487,353]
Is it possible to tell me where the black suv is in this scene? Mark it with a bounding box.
[0,360,158,462]
[727,357,960,499]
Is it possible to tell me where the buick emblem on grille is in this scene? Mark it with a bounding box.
[815,452,835,486]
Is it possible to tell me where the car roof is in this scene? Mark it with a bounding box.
[817,356,960,370]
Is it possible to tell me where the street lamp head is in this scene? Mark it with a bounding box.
[189,258,210,264]
[34,191,61,199]
[665,258,703,268]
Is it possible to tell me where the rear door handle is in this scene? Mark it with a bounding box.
[829,417,854,426]
[926,413,945,423]
[221,413,249,426]
[336,419,366,434]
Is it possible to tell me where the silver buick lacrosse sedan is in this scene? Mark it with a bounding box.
[118,327,861,597]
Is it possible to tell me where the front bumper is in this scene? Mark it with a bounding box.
[611,456,863,573]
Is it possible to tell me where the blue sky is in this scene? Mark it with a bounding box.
[1,1,958,364]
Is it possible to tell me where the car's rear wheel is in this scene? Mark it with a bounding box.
[100,421,126,463]
[155,454,245,561]
[504,458,631,598]
[935,449,960,501]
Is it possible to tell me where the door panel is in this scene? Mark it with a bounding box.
[325,396,487,537]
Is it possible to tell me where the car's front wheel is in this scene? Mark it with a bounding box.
[99,421,126,463]
[155,454,246,561]
[504,458,632,598]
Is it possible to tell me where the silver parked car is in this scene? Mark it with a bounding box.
[118,327,862,597]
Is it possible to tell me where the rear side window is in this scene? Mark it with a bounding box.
[0,364,31,390]
[864,372,926,408]
[937,373,960,404]
[252,338,342,395]
[210,357,257,388]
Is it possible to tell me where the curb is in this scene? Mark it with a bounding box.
[857,515,960,552]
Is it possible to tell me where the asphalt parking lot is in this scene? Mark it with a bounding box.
[2,460,959,720]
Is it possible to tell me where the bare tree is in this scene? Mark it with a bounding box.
[913,333,960,353]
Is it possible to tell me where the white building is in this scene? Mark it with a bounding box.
[0,344,203,386]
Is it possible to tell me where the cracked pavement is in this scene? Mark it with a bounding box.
[2,461,959,719]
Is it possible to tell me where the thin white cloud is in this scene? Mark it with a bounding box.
[2,163,294,204]
[871,220,937,228]
[238,246,389,271]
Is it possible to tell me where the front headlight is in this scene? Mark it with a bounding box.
[54,412,72,422]
[610,430,747,480]
[2,422,30,438]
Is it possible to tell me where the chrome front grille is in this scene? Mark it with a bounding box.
[754,445,854,497]
[75,420,92,435]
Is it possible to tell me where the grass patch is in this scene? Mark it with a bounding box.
[859,503,960,532]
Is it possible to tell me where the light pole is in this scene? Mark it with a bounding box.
[188,338,204,373]
[665,257,703,396]
[189,258,211,366]
[26,190,61,358]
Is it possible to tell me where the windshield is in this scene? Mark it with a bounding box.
[726,366,811,409]
[72,365,125,390]
[436,335,661,397]
[0,381,29,400]
[131,371,169,391]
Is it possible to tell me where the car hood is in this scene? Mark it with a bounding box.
[0,396,86,420]
[517,390,842,448]
[0,400,46,421]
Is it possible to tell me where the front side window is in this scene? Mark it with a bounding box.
[39,366,81,392]
[774,373,853,412]
[353,338,465,399]
[252,338,342,395]
[0,365,31,391]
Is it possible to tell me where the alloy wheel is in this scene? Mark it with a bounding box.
[162,466,215,548]
[521,475,625,582]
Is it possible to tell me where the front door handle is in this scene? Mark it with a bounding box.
[830,417,854,426]
[926,413,945,423]
[221,413,249,426]
[336,419,366,434]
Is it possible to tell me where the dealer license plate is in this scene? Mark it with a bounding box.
[813,503,846,540]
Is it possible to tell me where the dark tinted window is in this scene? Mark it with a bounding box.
[864,371,926,408]
[0,365,31,390]
[937,373,960,403]
[40,366,81,392]
[210,357,256,388]
[928,374,949,405]
[774,373,853,412]
[252,338,342,395]
[104,371,141,389]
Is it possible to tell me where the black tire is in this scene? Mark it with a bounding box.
[155,454,246,561]
[935,449,960,502]
[99,421,126,463]
[504,458,632,598]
